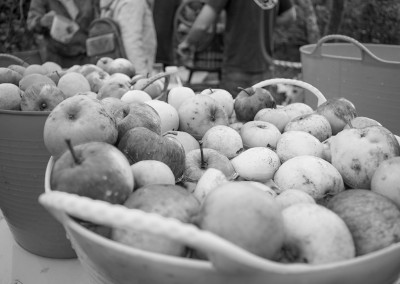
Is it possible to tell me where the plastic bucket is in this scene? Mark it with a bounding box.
[300,34,400,134]
[0,110,76,258]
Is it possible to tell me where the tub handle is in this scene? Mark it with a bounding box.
[309,34,398,64]
[252,78,327,107]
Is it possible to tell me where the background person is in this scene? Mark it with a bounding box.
[178,0,296,98]
[99,0,157,76]
[27,0,98,68]
[153,0,182,69]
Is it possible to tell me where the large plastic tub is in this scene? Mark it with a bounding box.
[0,110,76,258]
[300,34,400,134]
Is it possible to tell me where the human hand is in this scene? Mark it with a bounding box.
[177,40,194,61]
[40,11,56,29]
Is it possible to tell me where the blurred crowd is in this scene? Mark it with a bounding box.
[26,0,297,96]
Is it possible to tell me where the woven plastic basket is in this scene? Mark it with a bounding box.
[300,34,400,134]
[39,79,400,284]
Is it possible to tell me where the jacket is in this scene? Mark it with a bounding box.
[100,0,157,75]
[27,0,98,57]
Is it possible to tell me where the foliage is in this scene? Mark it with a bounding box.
[273,0,400,64]
[0,0,36,54]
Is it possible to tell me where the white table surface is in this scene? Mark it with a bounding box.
[0,211,90,284]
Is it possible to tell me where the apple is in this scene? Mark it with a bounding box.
[46,69,67,85]
[50,140,134,204]
[191,168,229,203]
[130,160,175,190]
[343,116,382,129]
[279,203,355,264]
[229,122,244,133]
[120,90,152,104]
[132,77,163,99]
[112,183,200,256]
[370,157,400,209]
[273,155,345,204]
[282,102,313,121]
[57,72,91,98]
[75,90,98,100]
[163,130,199,154]
[326,189,400,256]
[7,64,26,76]
[240,120,281,149]
[254,107,291,133]
[184,141,236,183]
[19,73,56,91]
[274,189,315,209]
[43,95,118,158]
[0,83,22,110]
[78,64,104,77]
[329,125,400,189]
[178,94,229,140]
[145,100,179,133]
[0,67,22,85]
[117,126,186,181]
[315,97,357,135]
[85,69,110,93]
[283,113,332,142]
[193,181,285,260]
[101,97,130,123]
[21,83,65,111]
[233,87,276,122]
[236,180,277,197]
[97,81,130,100]
[202,125,244,159]
[107,58,136,77]
[106,72,132,88]
[200,88,234,117]
[276,130,324,163]
[42,61,62,74]
[231,147,280,183]
[167,86,196,111]
[66,64,82,73]
[23,64,48,76]
[117,102,161,141]
[96,56,114,73]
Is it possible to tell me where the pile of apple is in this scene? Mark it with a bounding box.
[3,56,400,266]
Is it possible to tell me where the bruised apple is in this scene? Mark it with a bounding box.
[21,83,65,111]
[43,95,118,158]
[178,94,229,140]
[329,126,400,189]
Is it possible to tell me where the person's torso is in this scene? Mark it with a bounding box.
[208,0,277,73]
[45,0,98,56]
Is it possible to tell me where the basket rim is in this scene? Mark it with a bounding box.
[0,109,51,116]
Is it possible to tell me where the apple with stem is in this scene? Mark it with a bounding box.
[184,140,236,183]
[50,139,134,204]
[21,83,65,111]
[234,87,276,122]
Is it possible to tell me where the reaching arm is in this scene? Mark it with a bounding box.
[177,4,218,57]
[276,5,296,26]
